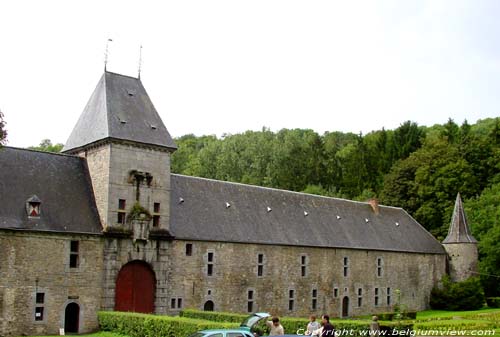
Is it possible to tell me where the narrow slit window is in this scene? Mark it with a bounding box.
[35,307,44,321]
[36,292,45,304]
[69,241,79,268]
[153,202,160,227]
[343,257,349,277]
[357,288,363,307]
[377,257,383,277]
[257,254,264,277]
[288,289,295,311]
[185,243,193,256]
[117,199,126,224]
[312,289,318,310]
[247,290,254,313]
[301,255,307,277]
[374,287,379,306]
[387,287,391,306]
[207,252,214,276]
[34,292,45,321]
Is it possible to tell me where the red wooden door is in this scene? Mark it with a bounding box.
[115,261,155,313]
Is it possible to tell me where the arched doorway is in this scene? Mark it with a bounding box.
[64,302,79,333]
[204,300,214,311]
[341,296,349,317]
[115,260,156,313]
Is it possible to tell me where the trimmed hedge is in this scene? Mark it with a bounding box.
[98,311,238,337]
[414,319,499,331]
[101,310,381,337]
[377,312,417,321]
[180,309,373,335]
[180,309,248,323]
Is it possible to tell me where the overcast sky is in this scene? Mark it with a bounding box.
[1,0,500,148]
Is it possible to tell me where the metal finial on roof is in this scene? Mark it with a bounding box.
[395,222,399,227]
[365,218,369,223]
[336,215,341,220]
[104,38,113,71]
[225,202,231,209]
[267,206,272,213]
[137,45,143,79]
[304,211,309,217]
[179,197,184,204]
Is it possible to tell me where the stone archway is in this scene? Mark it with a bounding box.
[115,260,156,313]
[204,300,214,311]
[342,296,349,318]
[64,302,80,333]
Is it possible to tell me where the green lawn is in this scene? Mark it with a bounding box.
[21,332,128,337]
[417,308,500,319]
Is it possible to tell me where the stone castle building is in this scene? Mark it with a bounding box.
[0,71,478,335]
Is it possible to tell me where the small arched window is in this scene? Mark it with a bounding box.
[26,195,41,217]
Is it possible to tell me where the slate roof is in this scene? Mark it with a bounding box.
[62,71,177,152]
[442,193,477,244]
[0,147,102,234]
[170,174,446,254]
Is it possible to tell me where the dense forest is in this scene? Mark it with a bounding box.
[171,118,500,297]
[24,117,500,297]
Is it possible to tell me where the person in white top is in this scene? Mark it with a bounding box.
[306,315,320,337]
[266,316,285,336]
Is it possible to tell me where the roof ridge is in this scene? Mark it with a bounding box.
[170,173,400,209]
[2,146,81,159]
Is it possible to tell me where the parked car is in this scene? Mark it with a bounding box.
[188,312,274,337]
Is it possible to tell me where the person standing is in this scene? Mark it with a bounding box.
[321,315,335,337]
[306,315,320,337]
[266,316,285,336]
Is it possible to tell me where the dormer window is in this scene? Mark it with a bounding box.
[26,195,41,217]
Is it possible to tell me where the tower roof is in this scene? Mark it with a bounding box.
[63,71,177,152]
[443,193,477,243]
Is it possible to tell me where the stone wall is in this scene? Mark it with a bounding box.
[102,237,172,314]
[443,243,478,282]
[166,240,447,317]
[107,142,172,231]
[76,144,111,228]
[0,231,103,336]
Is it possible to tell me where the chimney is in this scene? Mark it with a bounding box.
[368,198,380,215]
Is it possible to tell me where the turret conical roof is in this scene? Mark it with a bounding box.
[63,71,177,152]
[443,193,477,243]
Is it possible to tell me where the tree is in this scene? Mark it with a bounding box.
[466,182,500,296]
[0,110,7,146]
[29,139,64,153]
[381,138,477,238]
[430,275,484,310]
[392,121,425,160]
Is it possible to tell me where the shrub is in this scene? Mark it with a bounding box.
[180,309,247,323]
[430,276,485,310]
[486,297,500,308]
[377,313,395,321]
[98,311,237,337]
[376,311,416,321]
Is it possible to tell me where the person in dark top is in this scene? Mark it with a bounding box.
[321,315,335,337]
